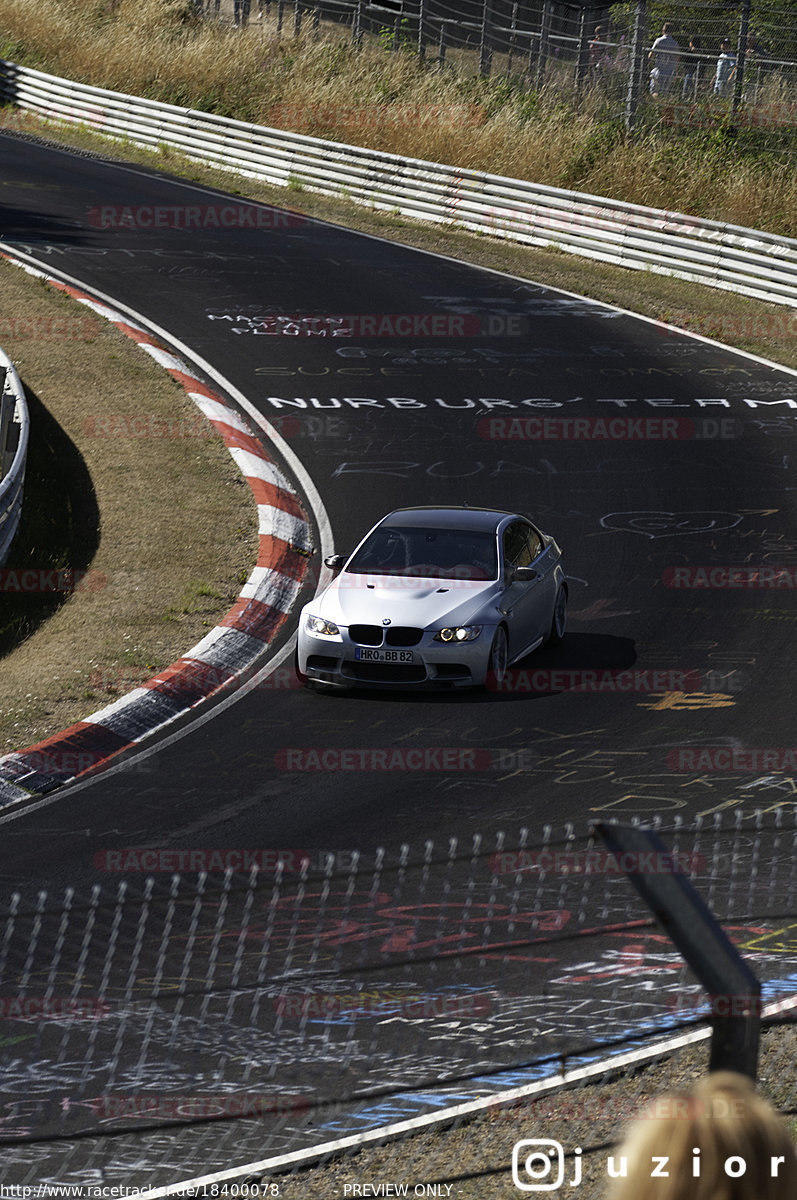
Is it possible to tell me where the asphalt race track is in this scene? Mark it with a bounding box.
[1,130,796,1187]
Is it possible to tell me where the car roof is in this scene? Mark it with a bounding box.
[380,506,524,533]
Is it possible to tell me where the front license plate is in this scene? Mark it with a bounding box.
[355,648,415,663]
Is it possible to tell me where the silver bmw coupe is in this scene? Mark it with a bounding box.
[296,506,567,690]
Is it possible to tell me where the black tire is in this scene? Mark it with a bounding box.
[548,586,567,645]
[485,624,509,689]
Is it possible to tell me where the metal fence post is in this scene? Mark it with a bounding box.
[596,822,761,1080]
[576,7,591,92]
[733,0,752,116]
[438,20,447,66]
[527,24,538,77]
[417,0,425,59]
[625,0,646,133]
[480,0,494,77]
[352,0,363,45]
[536,0,551,89]
[507,0,519,75]
[293,0,301,37]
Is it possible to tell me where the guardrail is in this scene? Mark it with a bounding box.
[1,57,796,308]
[0,348,29,567]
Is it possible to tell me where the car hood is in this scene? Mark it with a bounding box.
[315,574,501,629]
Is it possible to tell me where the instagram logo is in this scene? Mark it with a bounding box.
[512,1140,582,1190]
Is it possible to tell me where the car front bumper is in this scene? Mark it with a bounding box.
[297,626,496,689]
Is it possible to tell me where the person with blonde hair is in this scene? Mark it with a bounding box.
[606,1071,797,1199]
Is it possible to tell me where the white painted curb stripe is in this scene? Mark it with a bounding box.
[139,344,191,373]
[190,394,251,434]
[257,504,310,546]
[229,447,294,489]
[181,625,267,665]
[237,572,302,612]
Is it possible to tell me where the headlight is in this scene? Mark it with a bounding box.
[305,613,341,637]
[433,625,482,643]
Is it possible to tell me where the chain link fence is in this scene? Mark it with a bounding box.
[0,810,795,1191]
[193,0,797,133]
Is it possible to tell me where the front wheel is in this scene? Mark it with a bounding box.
[486,624,509,688]
[548,586,567,644]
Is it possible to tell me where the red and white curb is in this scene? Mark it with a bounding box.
[0,257,316,803]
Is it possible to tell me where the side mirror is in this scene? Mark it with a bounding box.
[511,566,537,582]
[324,554,347,572]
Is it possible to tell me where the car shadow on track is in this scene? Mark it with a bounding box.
[0,383,100,660]
[313,633,636,704]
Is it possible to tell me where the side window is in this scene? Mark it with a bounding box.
[528,526,543,560]
[503,522,533,569]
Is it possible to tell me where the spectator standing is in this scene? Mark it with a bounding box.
[743,32,770,102]
[681,37,704,98]
[589,26,611,74]
[649,23,680,97]
[714,39,737,97]
[233,0,250,26]
[745,31,769,64]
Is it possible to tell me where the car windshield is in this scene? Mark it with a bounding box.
[345,525,498,580]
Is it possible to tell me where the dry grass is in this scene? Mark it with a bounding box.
[1,0,796,235]
[0,257,258,753]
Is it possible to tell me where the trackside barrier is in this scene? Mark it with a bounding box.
[0,347,29,567]
[1,59,796,308]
